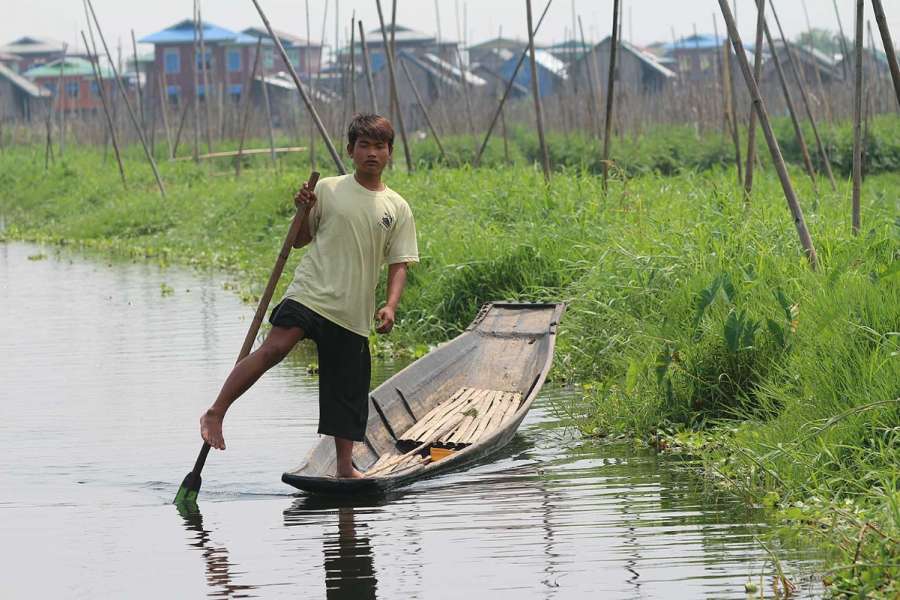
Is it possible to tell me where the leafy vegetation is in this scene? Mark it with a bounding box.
[1,137,897,595]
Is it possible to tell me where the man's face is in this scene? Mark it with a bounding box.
[348,136,392,176]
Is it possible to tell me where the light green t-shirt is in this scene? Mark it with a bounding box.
[284,173,419,337]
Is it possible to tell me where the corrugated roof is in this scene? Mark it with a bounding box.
[500,49,567,79]
[366,25,441,45]
[24,56,115,79]
[400,50,486,88]
[663,34,755,53]
[255,72,336,103]
[139,20,238,44]
[0,62,50,97]
[1,36,65,56]
[468,37,527,52]
[240,27,315,47]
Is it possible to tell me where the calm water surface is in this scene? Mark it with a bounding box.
[0,242,823,598]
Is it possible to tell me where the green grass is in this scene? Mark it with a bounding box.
[0,139,897,594]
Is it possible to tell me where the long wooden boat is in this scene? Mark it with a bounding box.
[282,302,565,494]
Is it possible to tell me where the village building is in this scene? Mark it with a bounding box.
[0,52,24,73]
[139,20,322,108]
[545,39,591,66]
[569,37,676,95]
[760,40,841,88]
[360,25,458,65]
[22,57,116,114]
[497,48,567,98]
[0,62,49,121]
[663,34,727,82]
[0,36,67,71]
[468,37,528,74]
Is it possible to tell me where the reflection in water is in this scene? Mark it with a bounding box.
[177,504,258,599]
[284,496,383,600]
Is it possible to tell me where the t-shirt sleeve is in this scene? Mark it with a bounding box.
[307,180,324,237]
[385,201,419,265]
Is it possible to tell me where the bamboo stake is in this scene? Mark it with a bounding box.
[131,29,146,137]
[157,71,173,159]
[473,0,553,167]
[172,101,190,157]
[388,0,398,131]
[769,0,837,192]
[191,1,201,161]
[235,37,263,177]
[578,16,599,139]
[743,0,765,197]
[250,0,347,174]
[602,0,621,192]
[350,14,357,114]
[56,44,67,157]
[82,30,126,189]
[718,0,817,271]
[456,46,475,136]
[722,26,743,185]
[304,0,316,170]
[833,0,852,80]
[259,60,277,169]
[375,0,413,173]
[197,2,213,153]
[400,58,447,162]
[358,21,378,113]
[871,0,900,107]
[851,0,864,235]
[526,0,551,183]
[763,19,818,193]
[85,0,166,197]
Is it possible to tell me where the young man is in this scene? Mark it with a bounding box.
[200,113,418,478]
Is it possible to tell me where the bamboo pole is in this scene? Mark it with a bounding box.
[871,0,900,107]
[602,0,621,192]
[259,58,278,169]
[191,1,201,161]
[56,44,67,157]
[375,0,413,173]
[197,2,213,153]
[578,16,599,139]
[250,0,347,174]
[400,58,447,162]
[388,0,398,132]
[235,37,263,177]
[85,0,166,197]
[473,0,553,167]
[833,0,852,80]
[718,0,818,271]
[769,0,837,192]
[350,14,357,114]
[851,0,864,235]
[82,30,126,189]
[358,21,378,113]
[743,0,765,197]
[157,71,173,159]
[172,101,190,157]
[456,46,476,136]
[526,0,550,183]
[763,19,818,193]
[305,0,316,170]
[721,26,743,185]
[131,29,146,137]
[800,0,834,123]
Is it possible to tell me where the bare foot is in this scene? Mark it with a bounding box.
[336,467,365,479]
[200,409,226,450]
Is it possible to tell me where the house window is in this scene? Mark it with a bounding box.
[286,47,300,67]
[227,49,241,72]
[700,55,711,71]
[65,81,79,98]
[263,47,274,69]
[678,55,691,72]
[195,49,213,70]
[197,84,206,99]
[45,82,57,96]
[164,48,180,74]
[167,84,180,105]
[90,81,101,97]
[228,84,242,101]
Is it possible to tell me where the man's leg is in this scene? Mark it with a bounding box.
[334,437,364,479]
[200,325,304,449]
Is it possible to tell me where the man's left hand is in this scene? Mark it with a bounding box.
[375,306,395,334]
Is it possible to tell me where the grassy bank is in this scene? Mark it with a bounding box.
[1,145,897,595]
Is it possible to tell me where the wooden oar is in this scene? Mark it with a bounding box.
[174,171,320,505]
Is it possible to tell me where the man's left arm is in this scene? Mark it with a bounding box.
[375,262,408,334]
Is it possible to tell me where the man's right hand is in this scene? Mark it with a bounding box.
[294,181,317,211]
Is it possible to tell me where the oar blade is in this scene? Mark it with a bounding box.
[174,470,201,505]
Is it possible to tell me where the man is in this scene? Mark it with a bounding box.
[200,113,418,478]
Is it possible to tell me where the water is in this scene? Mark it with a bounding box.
[0,242,823,599]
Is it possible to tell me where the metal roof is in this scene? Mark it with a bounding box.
[239,27,315,47]
[399,50,486,88]
[139,20,238,44]
[0,62,50,97]
[255,72,336,103]
[0,36,66,56]
[365,25,448,46]
[663,33,756,54]
[500,49,567,79]
[24,56,115,79]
